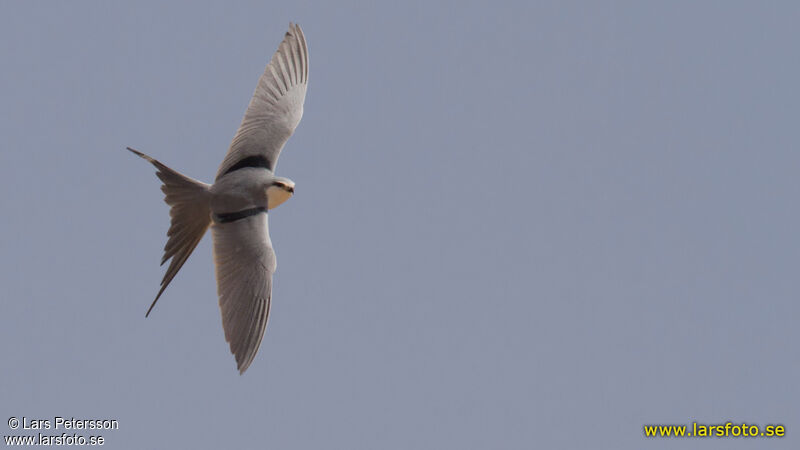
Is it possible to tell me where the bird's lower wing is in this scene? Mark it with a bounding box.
[211,211,275,374]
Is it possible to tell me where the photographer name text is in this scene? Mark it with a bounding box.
[11,417,118,430]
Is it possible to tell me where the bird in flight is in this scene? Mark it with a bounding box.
[128,23,309,374]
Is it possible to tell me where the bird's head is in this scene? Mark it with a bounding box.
[266,177,295,209]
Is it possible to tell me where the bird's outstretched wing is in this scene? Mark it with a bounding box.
[211,211,275,373]
[216,23,309,180]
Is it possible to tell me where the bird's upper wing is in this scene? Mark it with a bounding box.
[215,23,309,180]
[211,211,275,374]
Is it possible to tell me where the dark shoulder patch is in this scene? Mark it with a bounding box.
[221,155,272,176]
[213,207,267,224]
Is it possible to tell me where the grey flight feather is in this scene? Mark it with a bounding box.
[212,212,275,374]
[127,23,308,374]
[216,23,308,179]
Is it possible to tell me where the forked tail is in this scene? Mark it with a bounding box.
[127,147,212,316]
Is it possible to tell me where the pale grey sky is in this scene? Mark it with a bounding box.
[1,1,798,449]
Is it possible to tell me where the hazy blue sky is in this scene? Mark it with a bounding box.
[1,1,798,449]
